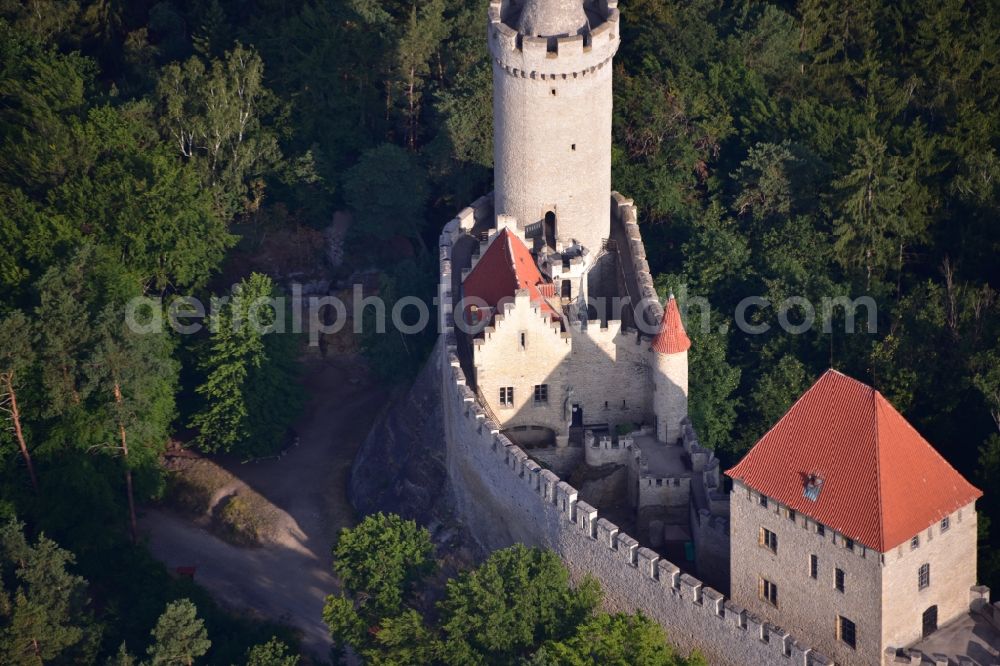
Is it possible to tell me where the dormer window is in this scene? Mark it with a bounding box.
[804,474,824,501]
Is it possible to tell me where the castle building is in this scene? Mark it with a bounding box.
[452,0,728,583]
[436,1,996,664]
[727,370,983,666]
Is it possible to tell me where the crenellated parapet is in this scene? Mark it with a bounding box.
[438,198,837,666]
[488,0,620,80]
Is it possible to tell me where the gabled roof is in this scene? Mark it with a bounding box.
[462,228,559,322]
[726,369,982,553]
[650,296,691,354]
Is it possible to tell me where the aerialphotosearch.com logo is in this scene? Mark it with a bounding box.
[124,283,878,345]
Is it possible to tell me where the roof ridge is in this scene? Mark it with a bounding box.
[501,230,520,293]
[727,370,829,478]
[871,385,886,551]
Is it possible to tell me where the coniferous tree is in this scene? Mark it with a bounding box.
[0,520,100,664]
[190,273,301,457]
[145,599,210,666]
[245,638,298,666]
[0,312,38,492]
[87,307,178,542]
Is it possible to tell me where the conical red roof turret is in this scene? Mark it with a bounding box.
[651,295,691,354]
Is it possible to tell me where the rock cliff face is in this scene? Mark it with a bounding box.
[348,343,448,522]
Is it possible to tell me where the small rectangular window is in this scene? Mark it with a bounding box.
[918,563,930,590]
[817,523,825,537]
[533,384,548,404]
[838,616,856,649]
[519,331,526,350]
[940,517,950,532]
[810,554,818,579]
[911,535,920,550]
[499,387,513,406]
[760,527,778,553]
[760,578,778,606]
[845,538,854,552]
[759,494,768,508]
[788,508,796,522]
[835,568,845,593]
[571,143,576,151]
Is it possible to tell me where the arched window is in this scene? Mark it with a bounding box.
[543,211,556,249]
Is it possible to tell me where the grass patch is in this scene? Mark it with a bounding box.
[214,494,275,546]
[162,455,281,547]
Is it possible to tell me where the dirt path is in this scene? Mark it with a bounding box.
[142,354,387,657]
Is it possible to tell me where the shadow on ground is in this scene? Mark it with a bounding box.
[141,352,388,658]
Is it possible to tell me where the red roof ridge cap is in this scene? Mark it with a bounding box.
[874,390,983,498]
[501,231,521,293]
[872,385,886,551]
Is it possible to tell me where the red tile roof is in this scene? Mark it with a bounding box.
[462,228,559,324]
[650,296,691,354]
[726,369,982,552]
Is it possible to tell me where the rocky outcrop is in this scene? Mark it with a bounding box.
[348,343,448,522]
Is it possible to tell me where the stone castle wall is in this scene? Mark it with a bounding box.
[730,480,884,666]
[880,501,978,652]
[438,195,835,666]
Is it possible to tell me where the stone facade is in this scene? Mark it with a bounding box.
[489,0,620,255]
[439,200,835,666]
[653,349,688,444]
[471,283,652,440]
[880,502,978,651]
[730,481,982,666]
[731,480,884,666]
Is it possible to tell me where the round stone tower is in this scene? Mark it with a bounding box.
[650,296,691,445]
[488,0,621,256]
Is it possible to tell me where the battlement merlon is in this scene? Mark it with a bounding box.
[488,0,620,79]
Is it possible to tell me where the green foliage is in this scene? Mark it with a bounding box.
[321,594,366,656]
[325,528,706,666]
[0,519,100,664]
[343,144,429,244]
[332,513,435,620]
[366,609,440,666]
[189,273,303,457]
[106,641,137,666]
[531,612,683,666]
[0,0,999,658]
[244,638,298,666]
[360,257,438,383]
[156,43,282,220]
[438,545,601,665]
[741,355,810,451]
[687,325,740,454]
[146,599,211,666]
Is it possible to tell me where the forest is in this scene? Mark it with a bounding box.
[0,0,997,663]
